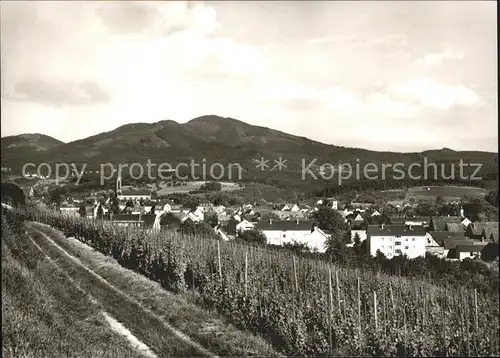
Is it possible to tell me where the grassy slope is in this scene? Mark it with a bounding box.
[1,219,145,358]
[26,222,281,357]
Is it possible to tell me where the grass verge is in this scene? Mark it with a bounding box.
[28,222,282,357]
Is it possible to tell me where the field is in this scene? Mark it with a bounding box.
[8,208,500,357]
[378,185,488,204]
[407,185,488,201]
[1,210,279,358]
[154,181,242,196]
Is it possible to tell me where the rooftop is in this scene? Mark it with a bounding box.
[367,224,426,237]
[255,220,313,231]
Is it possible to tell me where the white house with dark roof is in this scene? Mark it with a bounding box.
[117,190,151,201]
[255,219,313,247]
[236,219,255,233]
[367,224,427,259]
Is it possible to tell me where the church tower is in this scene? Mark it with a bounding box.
[116,171,122,195]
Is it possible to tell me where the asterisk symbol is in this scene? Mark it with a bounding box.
[272,157,287,171]
[255,157,269,171]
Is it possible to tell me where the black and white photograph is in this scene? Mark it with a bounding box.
[1,1,498,357]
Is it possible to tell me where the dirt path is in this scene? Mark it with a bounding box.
[27,224,220,358]
[26,234,158,358]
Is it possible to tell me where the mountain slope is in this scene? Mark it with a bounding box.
[2,133,63,151]
[1,134,64,168]
[1,116,497,191]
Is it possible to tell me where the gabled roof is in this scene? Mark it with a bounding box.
[471,222,499,235]
[446,223,465,233]
[430,216,462,231]
[484,229,499,244]
[443,238,484,250]
[405,216,430,223]
[255,220,313,231]
[428,231,466,246]
[367,225,426,237]
[353,214,364,222]
[119,190,151,196]
[389,216,405,225]
[110,214,142,221]
[455,244,487,253]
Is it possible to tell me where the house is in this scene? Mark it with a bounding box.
[106,213,150,227]
[281,204,292,211]
[389,216,405,225]
[279,210,307,220]
[215,226,231,241]
[466,222,499,242]
[404,216,430,227]
[371,210,381,217]
[59,205,79,216]
[367,224,427,259]
[300,227,331,253]
[183,208,204,223]
[461,217,472,229]
[349,216,367,246]
[290,204,300,212]
[255,219,313,247]
[446,223,465,233]
[199,199,212,209]
[341,208,354,218]
[454,244,488,261]
[426,231,466,247]
[236,219,255,233]
[442,238,486,260]
[117,190,151,201]
[213,205,226,214]
[429,216,462,232]
[328,200,338,210]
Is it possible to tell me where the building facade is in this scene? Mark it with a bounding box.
[367,224,427,259]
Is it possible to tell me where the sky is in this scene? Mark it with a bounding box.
[1,1,497,152]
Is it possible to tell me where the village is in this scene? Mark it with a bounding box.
[25,173,499,264]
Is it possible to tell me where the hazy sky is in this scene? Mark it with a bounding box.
[1,1,497,152]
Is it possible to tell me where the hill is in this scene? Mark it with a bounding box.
[1,133,64,168]
[1,115,497,193]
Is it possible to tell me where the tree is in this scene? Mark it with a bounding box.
[200,181,222,192]
[283,242,311,254]
[238,229,267,246]
[203,211,219,228]
[327,238,352,264]
[415,201,437,217]
[226,217,238,235]
[160,212,181,227]
[78,204,86,218]
[183,197,199,211]
[311,206,351,245]
[435,195,445,206]
[179,219,196,236]
[48,186,67,205]
[260,211,280,222]
[485,190,498,208]
[109,194,120,214]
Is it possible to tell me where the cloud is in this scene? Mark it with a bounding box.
[388,78,481,110]
[0,1,496,152]
[9,79,110,107]
[417,50,463,67]
[96,1,218,37]
[95,2,162,34]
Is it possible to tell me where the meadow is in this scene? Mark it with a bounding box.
[407,185,488,202]
[14,208,500,357]
[154,181,242,196]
